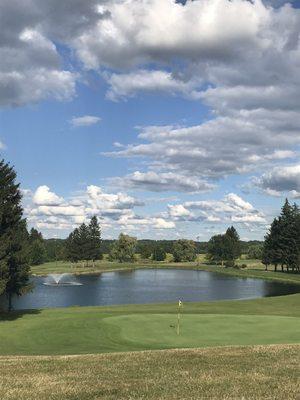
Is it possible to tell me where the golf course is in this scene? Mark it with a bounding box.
[0,287,300,399]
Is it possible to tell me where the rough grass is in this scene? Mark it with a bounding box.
[0,344,299,400]
[0,294,299,356]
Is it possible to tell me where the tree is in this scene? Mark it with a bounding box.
[262,199,300,273]
[0,160,31,310]
[28,228,43,243]
[224,226,241,263]
[109,233,137,263]
[172,239,196,262]
[206,234,228,265]
[87,216,102,265]
[65,228,82,263]
[30,240,46,266]
[139,243,153,260]
[207,227,241,266]
[152,245,166,261]
[247,244,263,260]
[28,228,46,265]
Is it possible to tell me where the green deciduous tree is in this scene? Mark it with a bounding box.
[207,226,241,266]
[0,160,31,310]
[172,239,196,262]
[109,233,137,263]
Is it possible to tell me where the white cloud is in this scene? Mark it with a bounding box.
[70,115,101,127]
[25,184,176,236]
[168,204,191,218]
[33,185,64,206]
[256,164,300,198]
[111,171,215,193]
[105,69,202,101]
[171,193,266,225]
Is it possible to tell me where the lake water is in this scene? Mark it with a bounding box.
[1,269,299,310]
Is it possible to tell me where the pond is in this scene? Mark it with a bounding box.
[1,269,299,310]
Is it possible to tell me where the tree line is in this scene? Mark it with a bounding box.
[1,158,299,311]
[262,199,300,273]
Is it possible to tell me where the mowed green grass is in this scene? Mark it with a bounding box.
[0,294,299,356]
[0,345,299,400]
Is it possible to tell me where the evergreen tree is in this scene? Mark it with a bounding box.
[28,228,46,265]
[262,199,300,273]
[0,160,30,310]
[30,240,46,266]
[65,228,82,263]
[88,216,102,265]
[224,226,241,262]
[152,245,166,261]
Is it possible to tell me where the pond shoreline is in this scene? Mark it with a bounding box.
[32,263,300,286]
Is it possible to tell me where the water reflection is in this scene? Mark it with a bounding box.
[0,268,299,310]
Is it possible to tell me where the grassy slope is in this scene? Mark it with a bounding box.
[0,345,299,400]
[31,259,300,285]
[0,294,299,356]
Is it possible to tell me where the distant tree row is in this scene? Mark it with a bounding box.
[262,199,300,273]
[107,235,197,263]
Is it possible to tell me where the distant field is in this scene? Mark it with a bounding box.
[0,345,299,400]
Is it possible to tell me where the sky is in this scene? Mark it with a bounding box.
[1,0,300,240]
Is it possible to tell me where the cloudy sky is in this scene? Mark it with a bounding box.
[1,0,300,240]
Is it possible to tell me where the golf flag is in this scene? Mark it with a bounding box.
[178,300,183,307]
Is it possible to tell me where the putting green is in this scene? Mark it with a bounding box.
[104,313,300,349]
[1,294,300,355]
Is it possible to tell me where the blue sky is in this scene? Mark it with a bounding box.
[1,0,300,240]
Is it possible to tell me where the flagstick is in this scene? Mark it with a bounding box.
[177,307,180,335]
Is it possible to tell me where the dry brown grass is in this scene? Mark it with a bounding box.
[0,344,299,400]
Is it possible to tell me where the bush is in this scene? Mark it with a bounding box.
[240,263,247,269]
[224,260,235,268]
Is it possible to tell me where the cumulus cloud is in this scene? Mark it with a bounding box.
[70,115,101,127]
[25,184,176,235]
[33,185,64,206]
[0,0,107,106]
[96,1,300,190]
[105,69,203,101]
[256,164,300,198]
[111,171,215,193]
[169,193,266,225]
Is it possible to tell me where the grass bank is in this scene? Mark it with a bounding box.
[31,259,300,285]
[0,344,299,400]
[0,294,299,356]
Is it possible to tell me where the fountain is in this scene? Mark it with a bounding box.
[43,273,83,286]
